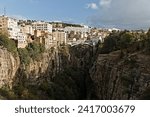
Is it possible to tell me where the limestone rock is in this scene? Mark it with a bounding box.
[0,48,19,88]
[89,51,150,99]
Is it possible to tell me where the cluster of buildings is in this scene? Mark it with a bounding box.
[0,15,110,49]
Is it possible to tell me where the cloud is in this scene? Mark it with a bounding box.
[86,3,98,10]
[87,0,150,29]
[99,0,112,8]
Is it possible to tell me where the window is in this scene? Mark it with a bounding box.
[8,28,12,30]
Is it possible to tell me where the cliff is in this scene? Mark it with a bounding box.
[0,43,150,99]
[0,46,64,99]
[18,49,59,84]
[0,47,19,88]
[89,51,150,99]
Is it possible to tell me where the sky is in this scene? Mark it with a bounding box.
[0,0,150,29]
[0,0,95,23]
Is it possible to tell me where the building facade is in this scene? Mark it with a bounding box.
[0,16,20,39]
[64,26,90,33]
[32,21,52,33]
[17,32,27,48]
[20,25,33,35]
[53,31,67,45]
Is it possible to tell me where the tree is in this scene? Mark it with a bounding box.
[18,48,30,65]
[0,33,17,55]
[101,31,119,53]
[26,43,45,60]
[145,28,150,52]
[118,31,133,49]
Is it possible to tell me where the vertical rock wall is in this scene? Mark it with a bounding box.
[89,51,150,99]
[0,47,19,88]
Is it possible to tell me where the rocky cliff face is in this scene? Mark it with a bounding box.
[14,48,62,85]
[0,47,19,88]
[0,44,150,100]
[89,51,150,99]
[0,46,61,88]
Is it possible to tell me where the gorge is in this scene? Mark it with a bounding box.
[0,30,150,100]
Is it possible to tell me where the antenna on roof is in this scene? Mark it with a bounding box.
[4,7,6,16]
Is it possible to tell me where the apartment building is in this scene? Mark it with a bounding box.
[17,32,27,48]
[0,16,28,48]
[44,33,53,49]
[53,31,67,45]
[64,25,90,40]
[64,25,90,33]
[32,21,52,33]
[32,30,53,49]
[20,25,33,35]
[0,15,20,39]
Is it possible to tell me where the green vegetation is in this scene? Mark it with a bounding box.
[18,42,45,65]
[0,33,45,65]
[0,87,17,99]
[18,48,30,65]
[118,31,133,49]
[26,43,45,60]
[100,30,135,54]
[51,22,83,28]
[145,29,150,52]
[64,23,83,27]
[99,29,150,54]
[0,33,17,56]
[9,66,85,100]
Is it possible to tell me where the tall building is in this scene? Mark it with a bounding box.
[53,31,67,45]
[32,21,52,33]
[0,15,27,48]
[0,15,20,39]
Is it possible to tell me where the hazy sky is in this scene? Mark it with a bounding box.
[87,0,150,29]
[0,0,150,29]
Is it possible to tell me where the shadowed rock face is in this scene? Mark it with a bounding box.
[89,51,150,99]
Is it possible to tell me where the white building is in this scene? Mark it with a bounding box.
[64,25,90,39]
[32,21,52,33]
[64,26,90,33]
[0,15,20,39]
[108,28,120,32]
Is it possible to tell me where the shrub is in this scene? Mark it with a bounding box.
[100,31,134,54]
[26,43,45,60]
[18,43,45,65]
[0,87,17,99]
[18,48,30,65]
[0,33,17,55]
